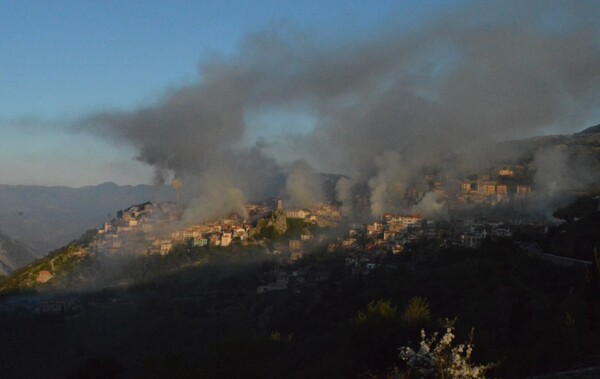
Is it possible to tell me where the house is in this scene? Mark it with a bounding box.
[98,222,112,234]
[400,215,422,227]
[315,205,341,219]
[300,233,313,241]
[367,223,382,234]
[233,228,248,240]
[193,238,208,247]
[391,244,403,254]
[141,223,155,233]
[37,270,53,283]
[289,239,302,252]
[221,232,233,247]
[461,233,482,248]
[388,223,405,233]
[159,240,172,255]
[290,251,304,261]
[183,229,199,239]
[461,181,477,193]
[516,184,532,198]
[209,234,221,246]
[342,238,356,248]
[110,238,123,250]
[286,209,310,219]
[480,181,497,196]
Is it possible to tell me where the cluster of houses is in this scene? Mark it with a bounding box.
[458,179,532,204]
[84,163,541,267]
[330,213,518,255]
[78,164,551,296]
[91,202,180,256]
[284,203,341,228]
[90,202,262,256]
[88,200,343,258]
[455,168,532,205]
[416,167,533,206]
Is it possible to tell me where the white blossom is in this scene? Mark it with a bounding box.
[399,327,493,379]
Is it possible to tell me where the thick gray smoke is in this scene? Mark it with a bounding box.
[368,151,412,216]
[530,146,598,220]
[80,1,600,221]
[284,160,324,209]
[335,177,354,215]
[411,192,447,220]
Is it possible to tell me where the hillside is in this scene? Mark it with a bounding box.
[577,124,600,135]
[0,230,38,276]
[496,128,600,164]
[0,238,597,378]
[0,182,174,254]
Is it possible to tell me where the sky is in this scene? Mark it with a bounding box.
[1,0,456,187]
[1,1,599,188]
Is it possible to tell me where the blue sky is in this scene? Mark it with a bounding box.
[1,0,460,186]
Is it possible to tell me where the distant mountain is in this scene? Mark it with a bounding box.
[0,182,174,254]
[0,229,38,276]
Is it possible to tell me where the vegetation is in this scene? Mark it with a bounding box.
[398,326,493,379]
[254,212,313,241]
[0,227,598,378]
[254,209,288,239]
[0,237,95,294]
[403,296,431,326]
[355,300,398,324]
[545,204,600,261]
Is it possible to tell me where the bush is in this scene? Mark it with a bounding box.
[403,297,431,325]
[398,326,493,379]
[356,300,398,324]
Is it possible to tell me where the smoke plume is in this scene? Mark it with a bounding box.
[79,1,600,221]
[335,177,354,215]
[530,146,598,219]
[411,192,447,220]
[368,151,412,216]
[284,160,324,209]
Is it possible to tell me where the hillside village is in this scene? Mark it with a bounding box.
[36,163,560,293]
[88,164,538,256]
[0,163,598,379]
[4,157,592,297]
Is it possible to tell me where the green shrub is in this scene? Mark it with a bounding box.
[356,300,398,324]
[403,296,431,325]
